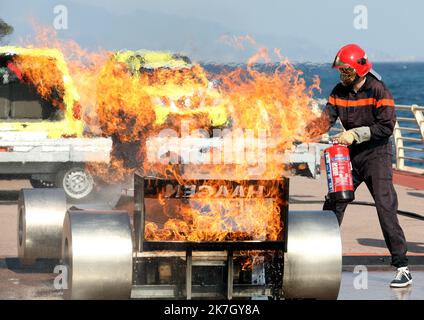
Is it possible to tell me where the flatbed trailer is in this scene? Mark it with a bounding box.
[0,135,112,200]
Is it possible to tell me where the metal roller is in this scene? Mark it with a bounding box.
[18,188,67,263]
[282,210,342,300]
[62,210,133,300]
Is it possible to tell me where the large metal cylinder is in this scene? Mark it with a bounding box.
[18,188,67,262]
[283,210,342,300]
[62,210,133,300]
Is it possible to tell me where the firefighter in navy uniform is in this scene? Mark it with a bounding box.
[322,44,412,288]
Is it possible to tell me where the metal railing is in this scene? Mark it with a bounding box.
[393,104,424,174]
[327,104,424,174]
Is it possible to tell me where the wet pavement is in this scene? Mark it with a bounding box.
[0,259,423,300]
[0,259,61,300]
[339,266,424,300]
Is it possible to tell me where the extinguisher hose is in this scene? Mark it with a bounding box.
[289,199,424,221]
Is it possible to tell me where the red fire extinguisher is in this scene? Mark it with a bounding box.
[324,144,355,202]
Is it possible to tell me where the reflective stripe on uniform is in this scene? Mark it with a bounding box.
[328,96,394,108]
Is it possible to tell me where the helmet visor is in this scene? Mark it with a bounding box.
[332,56,350,69]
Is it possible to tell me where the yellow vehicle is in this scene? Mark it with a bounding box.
[0,47,228,138]
[0,46,83,138]
[0,46,109,201]
[99,50,230,172]
[111,50,229,128]
[0,47,229,200]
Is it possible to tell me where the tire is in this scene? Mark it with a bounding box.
[56,166,95,201]
[29,178,55,188]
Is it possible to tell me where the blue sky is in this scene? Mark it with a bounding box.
[1,0,424,63]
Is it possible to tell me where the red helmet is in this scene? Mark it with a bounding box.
[332,44,372,77]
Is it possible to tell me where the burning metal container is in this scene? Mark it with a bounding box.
[131,175,287,299]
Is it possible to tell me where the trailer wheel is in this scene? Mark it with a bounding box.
[56,166,94,201]
[282,210,342,300]
[62,209,133,300]
[18,189,67,263]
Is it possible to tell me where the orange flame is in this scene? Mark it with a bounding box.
[144,181,285,242]
[12,55,65,109]
[7,26,329,249]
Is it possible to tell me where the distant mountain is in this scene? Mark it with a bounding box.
[2,0,423,63]
[0,0,333,63]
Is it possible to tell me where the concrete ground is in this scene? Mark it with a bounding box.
[0,259,61,300]
[339,266,424,300]
[289,175,424,255]
[0,177,423,300]
[0,259,423,300]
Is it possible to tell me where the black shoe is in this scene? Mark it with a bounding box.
[390,267,412,288]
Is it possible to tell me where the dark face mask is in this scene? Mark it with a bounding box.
[339,68,358,87]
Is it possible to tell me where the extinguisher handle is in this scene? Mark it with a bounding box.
[329,139,339,145]
[329,139,348,146]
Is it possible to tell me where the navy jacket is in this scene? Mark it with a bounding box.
[325,74,396,157]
